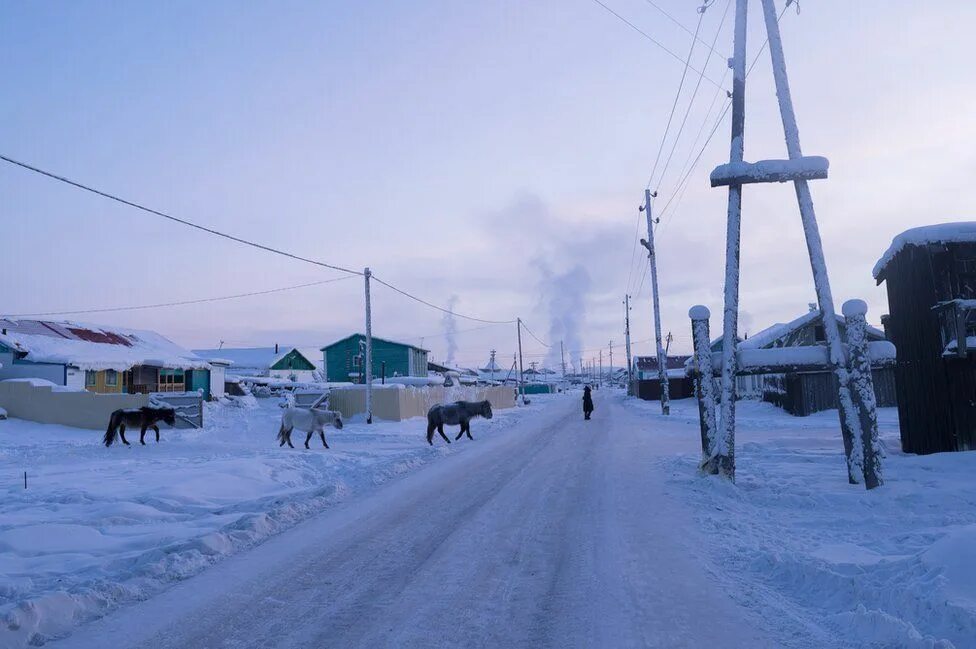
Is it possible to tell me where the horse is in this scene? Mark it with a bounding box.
[277,406,343,449]
[104,406,176,447]
[426,400,493,445]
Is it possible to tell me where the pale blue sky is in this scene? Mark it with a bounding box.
[3,1,974,368]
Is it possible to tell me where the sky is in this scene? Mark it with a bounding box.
[3,0,975,371]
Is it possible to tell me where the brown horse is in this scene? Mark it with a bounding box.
[104,406,176,447]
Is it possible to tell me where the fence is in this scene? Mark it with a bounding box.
[0,379,149,430]
[150,392,204,428]
[327,384,516,421]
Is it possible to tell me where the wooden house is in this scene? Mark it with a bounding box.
[874,223,976,453]
[740,307,895,416]
[0,319,215,397]
[321,334,428,383]
[632,355,695,400]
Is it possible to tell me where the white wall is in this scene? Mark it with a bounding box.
[65,366,85,390]
[209,364,227,399]
[269,369,316,382]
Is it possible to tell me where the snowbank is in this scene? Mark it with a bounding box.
[873,222,976,279]
[625,398,976,648]
[0,396,552,647]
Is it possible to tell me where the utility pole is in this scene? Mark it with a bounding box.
[363,267,373,424]
[599,350,603,388]
[641,189,671,415]
[489,349,497,382]
[624,295,634,394]
[609,340,614,386]
[516,318,526,404]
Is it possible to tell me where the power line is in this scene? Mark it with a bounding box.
[587,0,726,91]
[641,0,723,57]
[519,320,551,348]
[370,275,516,325]
[1,275,354,318]
[653,0,731,194]
[0,154,363,277]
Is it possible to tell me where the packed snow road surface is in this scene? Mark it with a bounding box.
[61,393,773,648]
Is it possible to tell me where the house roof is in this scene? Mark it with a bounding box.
[192,347,322,372]
[0,319,209,372]
[634,355,691,371]
[873,222,976,281]
[320,333,429,353]
[739,310,885,351]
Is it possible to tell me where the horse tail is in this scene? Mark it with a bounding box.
[277,422,289,445]
[104,410,121,447]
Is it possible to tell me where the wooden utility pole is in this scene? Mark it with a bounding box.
[364,267,373,424]
[516,318,526,404]
[598,350,603,388]
[624,295,633,394]
[608,340,613,385]
[641,189,670,415]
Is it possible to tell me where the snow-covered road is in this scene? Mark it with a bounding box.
[60,393,774,648]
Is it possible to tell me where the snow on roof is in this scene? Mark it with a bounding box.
[320,334,429,353]
[634,355,691,371]
[873,222,976,280]
[739,310,885,351]
[0,319,209,372]
[192,347,322,372]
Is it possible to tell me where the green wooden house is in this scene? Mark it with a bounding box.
[322,334,428,383]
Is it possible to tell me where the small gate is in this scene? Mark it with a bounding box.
[151,392,204,429]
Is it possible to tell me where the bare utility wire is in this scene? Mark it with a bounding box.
[370,275,516,325]
[588,0,726,92]
[641,0,722,57]
[519,320,551,348]
[653,0,731,194]
[0,154,363,277]
[2,275,354,318]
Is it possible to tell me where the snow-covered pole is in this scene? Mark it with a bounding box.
[364,266,373,424]
[624,294,634,395]
[641,189,670,415]
[759,0,862,484]
[516,318,526,404]
[690,305,720,472]
[715,0,750,482]
[843,299,884,489]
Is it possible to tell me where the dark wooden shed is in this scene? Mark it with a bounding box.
[874,223,976,454]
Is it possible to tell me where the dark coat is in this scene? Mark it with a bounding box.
[582,388,594,413]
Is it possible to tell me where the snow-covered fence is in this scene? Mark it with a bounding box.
[327,384,516,422]
[150,392,203,429]
[0,379,149,430]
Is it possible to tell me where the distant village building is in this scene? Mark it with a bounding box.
[0,319,216,397]
[632,355,695,400]
[193,345,320,382]
[874,223,976,453]
[321,334,428,383]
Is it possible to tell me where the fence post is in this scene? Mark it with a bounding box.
[843,299,884,489]
[690,306,720,473]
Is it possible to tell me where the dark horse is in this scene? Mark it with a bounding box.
[426,400,493,445]
[104,406,176,447]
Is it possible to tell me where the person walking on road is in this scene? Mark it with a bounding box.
[582,385,594,420]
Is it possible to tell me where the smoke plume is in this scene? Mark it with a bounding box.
[534,261,591,372]
[442,295,459,365]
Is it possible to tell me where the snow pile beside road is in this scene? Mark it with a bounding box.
[628,398,976,648]
[0,396,549,648]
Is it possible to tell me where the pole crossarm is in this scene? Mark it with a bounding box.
[710,155,828,187]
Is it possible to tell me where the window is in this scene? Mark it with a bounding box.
[85,370,96,387]
[105,370,118,387]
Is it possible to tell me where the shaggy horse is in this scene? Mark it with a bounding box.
[104,406,176,447]
[426,400,493,445]
[277,406,343,449]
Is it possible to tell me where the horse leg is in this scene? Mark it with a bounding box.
[438,423,451,444]
[153,424,161,443]
[119,423,130,446]
[454,421,466,441]
[320,431,329,449]
[304,431,313,449]
[286,429,294,449]
[465,422,474,441]
[426,421,436,445]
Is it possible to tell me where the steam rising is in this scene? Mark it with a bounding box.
[442,295,459,365]
[534,262,591,371]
